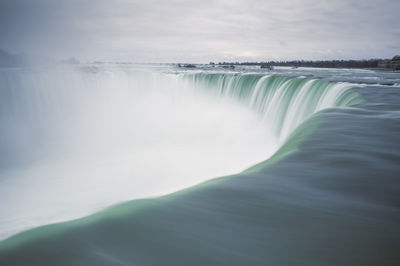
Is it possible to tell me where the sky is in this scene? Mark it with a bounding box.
[0,0,399,63]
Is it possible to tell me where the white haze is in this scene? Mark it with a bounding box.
[0,66,278,240]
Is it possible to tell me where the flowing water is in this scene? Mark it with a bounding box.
[0,65,399,265]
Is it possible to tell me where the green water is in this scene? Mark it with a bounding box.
[0,66,399,266]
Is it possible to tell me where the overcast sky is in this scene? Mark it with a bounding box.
[1,0,399,62]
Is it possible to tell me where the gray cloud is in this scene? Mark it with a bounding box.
[0,0,399,62]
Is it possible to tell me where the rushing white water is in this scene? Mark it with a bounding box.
[181,73,363,143]
[0,67,277,240]
[0,66,363,240]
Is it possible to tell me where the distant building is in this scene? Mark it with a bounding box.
[391,55,400,70]
[377,60,391,68]
[378,56,400,70]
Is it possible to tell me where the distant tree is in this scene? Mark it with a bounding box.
[0,48,23,67]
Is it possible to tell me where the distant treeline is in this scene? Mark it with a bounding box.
[214,59,385,69]
[0,49,23,67]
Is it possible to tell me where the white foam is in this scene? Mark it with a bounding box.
[0,67,277,240]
